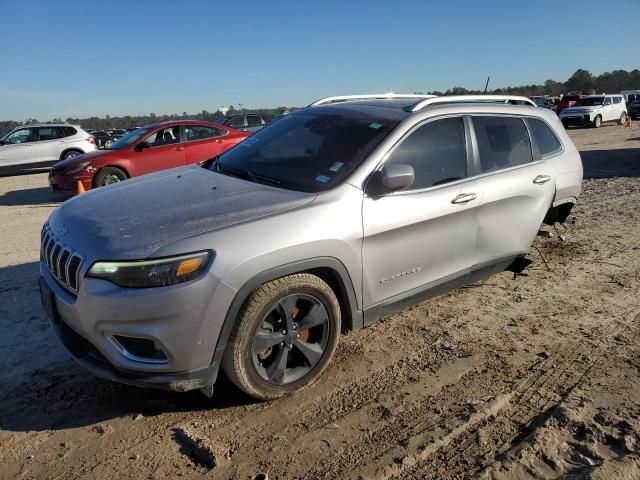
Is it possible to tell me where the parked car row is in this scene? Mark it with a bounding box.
[529,92,634,129]
[49,121,250,191]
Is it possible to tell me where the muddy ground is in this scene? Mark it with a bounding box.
[1,124,639,480]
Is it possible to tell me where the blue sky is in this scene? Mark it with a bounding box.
[1,0,638,121]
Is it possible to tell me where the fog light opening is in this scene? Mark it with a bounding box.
[111,335,168,364]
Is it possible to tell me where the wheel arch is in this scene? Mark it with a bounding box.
[210,257,362,375]
[59,147,84,160]
[93,164,131,187]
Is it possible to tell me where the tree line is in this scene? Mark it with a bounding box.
[2,68,639,132]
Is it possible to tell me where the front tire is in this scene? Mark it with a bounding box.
[94,166,128,187]
[592,115,602,128]
[222,273,341,400]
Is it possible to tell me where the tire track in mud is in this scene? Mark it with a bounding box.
[378,311,640,480]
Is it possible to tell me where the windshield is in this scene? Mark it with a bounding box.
[109,127,151,149]
[562,95,580,103]
[574,97,604,107]
[211,111,399,192]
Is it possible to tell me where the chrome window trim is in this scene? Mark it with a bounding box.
[364,112,555,198]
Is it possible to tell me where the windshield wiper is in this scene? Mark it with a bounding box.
[246,171,282,187]
[215,162,282,188]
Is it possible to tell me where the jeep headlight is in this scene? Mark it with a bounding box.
[87,251,212,288]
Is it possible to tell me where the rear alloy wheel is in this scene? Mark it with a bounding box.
[94,166,127,187]
[223,274,341,400]
[618,112,627,125]
[104,139,114,149]
[592,115,602,128]
[62,150,81,160]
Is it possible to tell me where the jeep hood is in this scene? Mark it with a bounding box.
[48,165,316,259]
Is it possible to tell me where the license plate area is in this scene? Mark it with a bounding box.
[39,278,61,325]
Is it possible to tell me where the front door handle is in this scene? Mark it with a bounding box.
[533,174,551,184]
[451,193,477,204]
[175,146,184,151]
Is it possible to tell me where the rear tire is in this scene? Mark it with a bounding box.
[94,166,128,187]
[61,150,82,160]
[618,112,627,125]
[592,115,602,128]
[222,273,341,400]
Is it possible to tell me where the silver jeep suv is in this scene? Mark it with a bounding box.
[39,94,582,400]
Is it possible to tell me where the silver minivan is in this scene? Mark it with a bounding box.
[39,94,582,400]
[0,124,96,173]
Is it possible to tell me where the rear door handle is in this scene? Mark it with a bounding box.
[533,174,551,184]
[451,193,477,204]
[175,147,184,151]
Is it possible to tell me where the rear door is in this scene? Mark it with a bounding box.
[468,115,556,267]
[602,96,615,121]
[0,128,39,167]
[362,115,477,309]
[182,124,231,164]
[130,125,185,176]
[35,126,63,164]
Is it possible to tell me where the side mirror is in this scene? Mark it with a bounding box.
[366,164,414,196]
[134,141,151,152]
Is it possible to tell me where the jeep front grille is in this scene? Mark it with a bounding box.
[41,224,83,294]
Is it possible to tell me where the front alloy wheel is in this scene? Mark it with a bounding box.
[223,273,341,400]
[252,293,330,385]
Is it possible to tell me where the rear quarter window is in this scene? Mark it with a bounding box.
[63,127,77,137]
[525,118,562,157]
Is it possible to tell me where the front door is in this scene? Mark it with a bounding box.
[362,116,477,309]
[0,127,38,167]
[130,125,185,176]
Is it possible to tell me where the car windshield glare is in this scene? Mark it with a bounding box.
[109,127,151,149]
[575,97,604,107]
[212,112,399,192]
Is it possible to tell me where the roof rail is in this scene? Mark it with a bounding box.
[309,93,437,107]
[410,95,536,111]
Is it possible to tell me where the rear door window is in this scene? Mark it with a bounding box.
[37,127,61,141]
[385,116,467,190]
[473,116,533,174]
[227,116,246,128]
[525,118,562,158]
[183,125,222,141]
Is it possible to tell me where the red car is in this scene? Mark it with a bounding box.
[556,93,588,115]
[49,120,249,193]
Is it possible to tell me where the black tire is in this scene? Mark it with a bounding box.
[61,149,82,160]
[617,112,627,125]
[94,166,128,187]
[592,115,602,128]
[222,273,341,400]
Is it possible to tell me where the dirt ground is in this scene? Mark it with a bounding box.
[1,123,639,480]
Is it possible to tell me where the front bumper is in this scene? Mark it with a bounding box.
[39,260,237,391]
[48,171,92,193]
[560,114,592,127]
